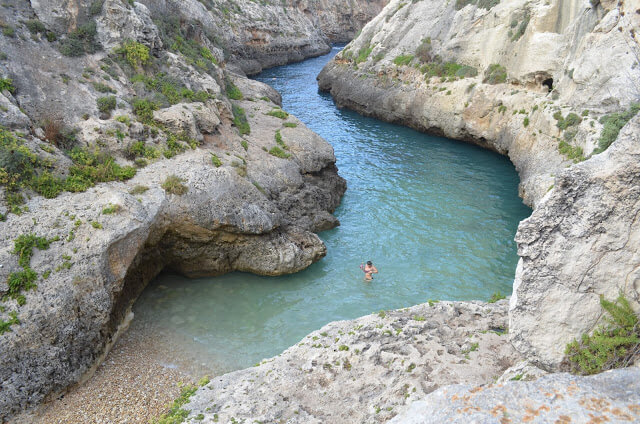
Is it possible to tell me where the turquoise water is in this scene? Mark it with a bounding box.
[133,46,531,375]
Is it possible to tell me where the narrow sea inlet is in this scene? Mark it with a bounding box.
[133,46,531,376]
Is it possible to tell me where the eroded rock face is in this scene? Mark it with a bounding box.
[318,0,640,207]
[389,367,640,423]
[510,116,640,370]
[138,0,387,74]
[184,299,520,423]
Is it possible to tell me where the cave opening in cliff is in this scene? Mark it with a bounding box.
[543,78,553,91]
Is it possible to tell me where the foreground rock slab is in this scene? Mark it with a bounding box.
[185,299,520,423]
[390,367,640,424]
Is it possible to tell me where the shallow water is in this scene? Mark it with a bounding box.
[133,46,531,375]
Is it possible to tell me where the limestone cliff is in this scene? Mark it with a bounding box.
[0,0,351,419]
[318,0,640,207]
[133,0,388,74]
[317,0,640,370]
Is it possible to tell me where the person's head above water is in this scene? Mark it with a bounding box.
[366,261,372,265]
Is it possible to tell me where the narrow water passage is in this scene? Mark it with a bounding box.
[133,46,531,375]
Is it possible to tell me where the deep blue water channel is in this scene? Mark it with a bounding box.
[133,46,531,375]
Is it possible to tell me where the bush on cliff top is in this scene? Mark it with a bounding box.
[564,293,640,375]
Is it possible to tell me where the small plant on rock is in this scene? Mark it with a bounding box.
[162,175,188,195]
[483,64,507,84]
[565,293,640,375]
[488,291,506,303]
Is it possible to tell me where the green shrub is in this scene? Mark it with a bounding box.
[102,203,121,214]
[92,82,115,93]
[554,111,582,130]
[510,13,530,41]
[211,153,222,167]
[59,21,101,57]
[96,96,116,114]
[488,291,506,303]
[232,104,250,135]
[455,65,478,78]
[14,233,52,268]
[226,78,243,100]
[283,122,297,128]
[25,19,46,35]
[523,116,529,127]
[455,0,500,10]
[162,174,188,195]
[0,77,15,93]
[67,147,136,188]
[415,38,432,63]
[558,140,585,163]
[0,137,37,187]
[593,103,640,154]
[200,47,218,64]
[420,60,477,80]
[393,54,414,66]
[90,220,103,229]
[2,25,15,38]
[31,171,65,198]
[132,98,158,123]
[0,311,19,334]
[89,0,105,16]
[355,44,373,64]
[129,185,149,195]
[268,146,290,159]
[153,384,198,424]
[267,108,289,119]
[115,40,150,69]
[163,133,188,158]
[483,64,507,84]
[6,269,37,305]
[565,293,640,375]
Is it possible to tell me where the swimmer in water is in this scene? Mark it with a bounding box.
[360,261,378,281]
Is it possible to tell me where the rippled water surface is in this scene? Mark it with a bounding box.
[133,46,531,374]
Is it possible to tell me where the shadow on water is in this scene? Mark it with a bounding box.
[133,45,532,375]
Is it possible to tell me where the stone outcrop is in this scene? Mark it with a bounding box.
[389,367,640,423]
[510,115,640,370]
[184,299,521,423]
[317,0,640,370]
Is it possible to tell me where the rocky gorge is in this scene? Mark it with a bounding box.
[318,0,640,370]
[0,0,639,423]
